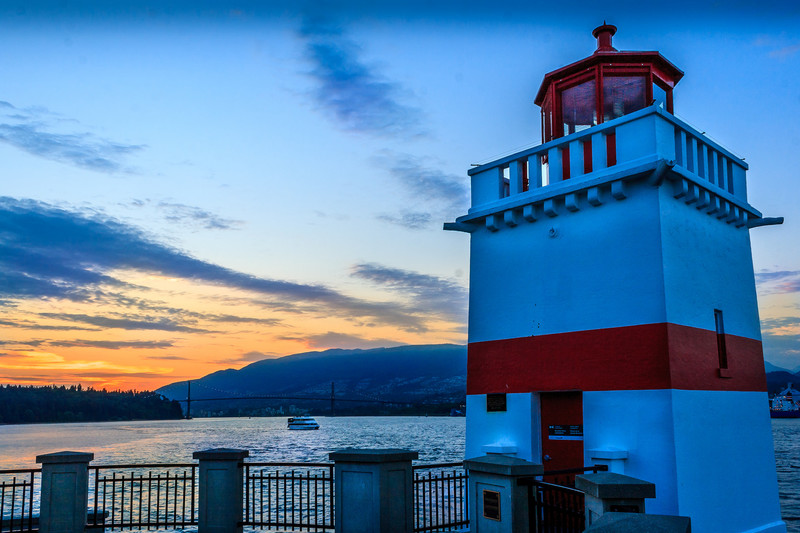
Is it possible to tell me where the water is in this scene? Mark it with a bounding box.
[0,416,465,468]
[773,419,800,531]
[1,416,798,528]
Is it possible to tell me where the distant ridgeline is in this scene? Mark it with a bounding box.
[0,385,184,424]
[158,344,468,417]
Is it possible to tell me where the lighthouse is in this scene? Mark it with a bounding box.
[447,25,785,532]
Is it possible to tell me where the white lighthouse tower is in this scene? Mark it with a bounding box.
[448,25,785,532]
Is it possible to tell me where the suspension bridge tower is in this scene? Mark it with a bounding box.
[447,25,784,532]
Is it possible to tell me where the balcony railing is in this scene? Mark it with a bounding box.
[463,105,753,225]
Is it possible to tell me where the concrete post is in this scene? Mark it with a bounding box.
[575,472,656,527]
[193,448,249,533]
[464,454,543,533]
[36,451,94,533]
[329,448,418,533]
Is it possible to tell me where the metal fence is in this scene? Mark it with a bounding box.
[413,463,468,532]
[88,464,198,530]
[0,469,39,533]
[243,462,334,531]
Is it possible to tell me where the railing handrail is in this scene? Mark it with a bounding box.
[541,464,608,477]
[469,104,747,176]
[0,468,41,475]
[243,461,333,468]
[412,462,464,470]
[90,463,196,470]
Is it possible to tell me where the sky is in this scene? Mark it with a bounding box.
[1,1,799,390]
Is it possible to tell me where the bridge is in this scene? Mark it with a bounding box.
[176,380,405,419]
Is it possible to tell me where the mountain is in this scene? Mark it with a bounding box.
[765,361,791,374]
[157,344,467,415]
[766,371,800,396]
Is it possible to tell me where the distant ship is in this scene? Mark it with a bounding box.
[287,416,320,430]
[770,384,800,418]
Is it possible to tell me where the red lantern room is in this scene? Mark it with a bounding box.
[535,24,684,143]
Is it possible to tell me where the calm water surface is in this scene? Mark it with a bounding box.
[1,417,798,529]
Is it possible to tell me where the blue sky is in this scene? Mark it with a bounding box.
[1,1,799,388]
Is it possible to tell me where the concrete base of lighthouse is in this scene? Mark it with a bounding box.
[466,389,785,533]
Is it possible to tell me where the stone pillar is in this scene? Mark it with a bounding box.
[575,472,656,527]
[329,448,418,533]
[464,454,543,533]
[36,451,94,533]
[193,448,249,533]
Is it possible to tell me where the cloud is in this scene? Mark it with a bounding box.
[147,355,191,360]
[0,101,143,172]
[375,152,468,211]
[376,211,432,230]
[0,197,428,332]
[48,340,175,350]
[351,263,467,323]
[38,313,207,333]
[298,17,424,137]
[146,201,242,231]
[305,331,405,350]
[769,43,800,58]
[755,270,800,295]
[0,318,98,331]
[760,316,800,369]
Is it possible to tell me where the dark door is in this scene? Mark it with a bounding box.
[540,391,584,484]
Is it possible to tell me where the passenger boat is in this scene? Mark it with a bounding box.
[770,384,800,418]
[287,416,320,430]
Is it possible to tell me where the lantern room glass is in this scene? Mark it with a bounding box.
[561,80,597,136]
[602,76,647,122]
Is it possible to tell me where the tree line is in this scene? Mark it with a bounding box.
[0,384,184,424]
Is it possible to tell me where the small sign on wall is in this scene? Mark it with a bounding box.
[482,490,501,520]
[548,424,583,440]
[486,393,507,412]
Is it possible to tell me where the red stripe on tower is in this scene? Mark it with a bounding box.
[467,323,766,395]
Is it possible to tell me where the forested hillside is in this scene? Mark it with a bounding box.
[0,385,184,424]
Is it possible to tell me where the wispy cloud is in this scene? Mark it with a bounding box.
[279,331,404,350]
[38,313,208,333]
[371,152,468,230]
[761,316,800,369]
[378,153,467,210]
[126,200,243,231]
[48,340,175,350]
[351,263,467,324]
[755,270,800,295]
[298,17,424,138]
[0,197,428,332]
[376,211,432,230]
[0,101,143,172]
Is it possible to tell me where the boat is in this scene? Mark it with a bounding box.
[770,384,800,418]
[287,416,320,430]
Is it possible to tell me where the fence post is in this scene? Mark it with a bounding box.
[35,451,94,533]
[193,448,249,533]
[575,472,655,527]
[329,448,418,533]
[464,454,542,533]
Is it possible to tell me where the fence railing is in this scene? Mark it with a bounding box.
[242,462,334,531]
[520,478,586,533]
[413,463,468,532]
[88,464,198,530]
[517,465,608,533]
[0,469,39,533]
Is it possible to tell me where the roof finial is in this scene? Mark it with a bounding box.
[592,23,617,53]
